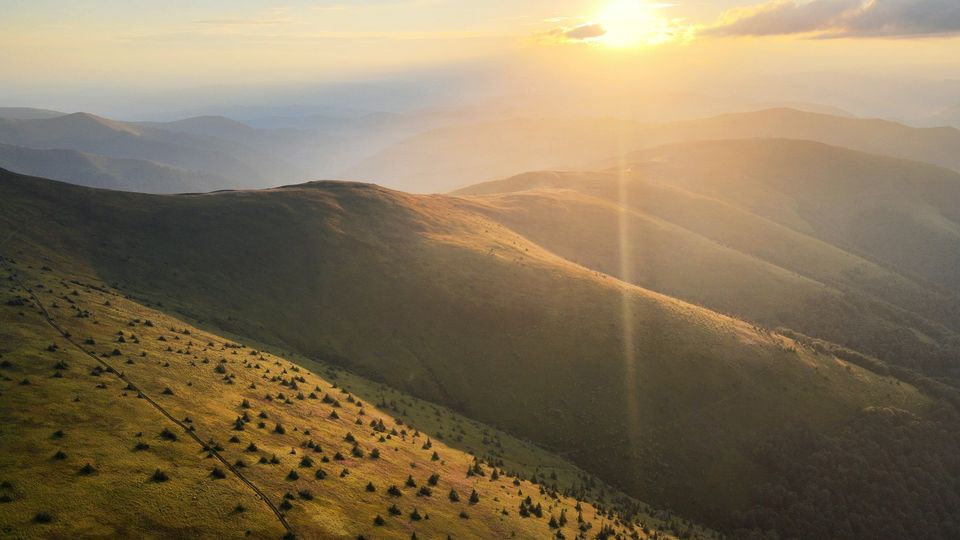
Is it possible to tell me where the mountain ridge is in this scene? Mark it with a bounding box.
[0,167,945,533]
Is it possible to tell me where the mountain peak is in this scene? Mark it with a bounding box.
[47,111,141,135]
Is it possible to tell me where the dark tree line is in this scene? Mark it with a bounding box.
[730,404,960,539]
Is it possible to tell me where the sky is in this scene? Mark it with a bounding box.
[2,0,960,119]
[0,0,739,86]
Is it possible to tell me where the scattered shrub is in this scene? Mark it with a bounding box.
[33,512,53,524]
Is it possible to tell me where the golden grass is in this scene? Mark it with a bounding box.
[0,255,700,539]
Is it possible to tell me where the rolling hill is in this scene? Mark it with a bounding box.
[348,108,960,193]
[3,168,959,539]
[455,139,960,382]
[619,139,960,293]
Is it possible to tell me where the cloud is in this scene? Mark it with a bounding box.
[538,22,607,43]
[562,23,608,40]
[706,0,960,38]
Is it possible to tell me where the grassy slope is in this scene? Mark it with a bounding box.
[623,139,960,292]
[0,253,690,539]
[0,170,933,523]
[453,141,960,379]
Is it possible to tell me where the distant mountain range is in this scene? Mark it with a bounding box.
[350,107,960,192]
[0,112,306,191]
[0,143,231,193]
[4,106,960,195]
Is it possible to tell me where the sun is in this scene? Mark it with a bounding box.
[594,0,678,48]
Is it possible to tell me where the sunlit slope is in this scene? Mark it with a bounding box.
[0,255,687,539]
[455,140,960,380]
[0,170,932,521]
[624,138,960,292]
